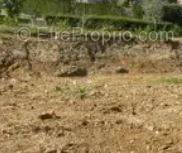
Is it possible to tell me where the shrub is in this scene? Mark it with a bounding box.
[1,17,18,26]
[84,15,173,31]
[142,0,168,22]
[45,15,81,26]
[17,18,31,24]
[162,4,182,25]
[22,0,127,17]
[46,14,173,31]
[0,15,5,23]
[132,4,144,18]
[167,0,177,3]
[74,2,124,16]
[2,0,23,18]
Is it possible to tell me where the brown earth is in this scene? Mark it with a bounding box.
[0,34,182,76]
[0,35,182,153]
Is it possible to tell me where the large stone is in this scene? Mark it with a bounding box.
[56,66,88,77]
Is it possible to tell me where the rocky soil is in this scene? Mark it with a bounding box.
[0,34,182,153]
[0,34,182,76]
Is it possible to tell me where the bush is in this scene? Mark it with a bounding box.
[2,0,23,18]
[17,16,32,24]
[46,15,81,26]
[0,15,5,23]
[142,0,168,22]
[85,15,173,31]
[46,14,173,31]
[167,0,177,3]
[74,3,125,16]
[162,4,182,25]
[1,17,18,26]
[132,4,144,18]
[23,0,127,17]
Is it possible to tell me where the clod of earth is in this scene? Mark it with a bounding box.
[38,111,60,120]
[115,66,129,74]
[46,149,57,153]
[55,66,88,77]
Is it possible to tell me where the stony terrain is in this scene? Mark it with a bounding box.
[0,35,182,153]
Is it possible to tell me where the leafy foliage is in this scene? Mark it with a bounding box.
[141,0,169,22]
[162,4,182,25]
[46,14,173,31]
[2,0,23,17]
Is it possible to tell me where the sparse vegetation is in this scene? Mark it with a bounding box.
[0,1,182,153]
[162,4,182,26]
[55,84,91,100]
[158,77,182,84]
[2,0,23,18]
[0,0,181,36]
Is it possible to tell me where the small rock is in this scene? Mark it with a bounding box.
[46,149,57,153]
[57,131,65,137]
[115,67,129,74]
[44,125,52,133]
[110,106,123,113]
[96,63,106,69]
[32,126,41,133]
[155,130,159,135]
[115,119,123,124]
[146,145,150,150]
[81,120,89,126]
[8,84,14,90]
[146,85,152,88]
[145,125,154,131]
[39,113,53,120]
[129,139,135,144]
[10,78,18,84]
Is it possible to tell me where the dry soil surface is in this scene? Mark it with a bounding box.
[0,70,182,153]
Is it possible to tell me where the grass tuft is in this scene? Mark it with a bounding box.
[158,77,182,85]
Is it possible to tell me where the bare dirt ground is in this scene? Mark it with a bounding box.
[0,35,182,153]
[0,69,182,153]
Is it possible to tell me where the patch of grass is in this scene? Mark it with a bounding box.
[157,77,182,85]
[55,84,91,100]
[45,14,173,32]
[78,86,88,99]
[0,25,17,34]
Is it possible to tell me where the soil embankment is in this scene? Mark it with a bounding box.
[0,35,182,77]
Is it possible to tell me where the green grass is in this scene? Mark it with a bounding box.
[157,77,182,85]
[55,84,91,100]
[0,25,17,34]
[0,13,181,39]
[46,14,173,31]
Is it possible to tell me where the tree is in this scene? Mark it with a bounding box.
[23,0,45,17]
[142,0,168,22]
[3,0,23,18]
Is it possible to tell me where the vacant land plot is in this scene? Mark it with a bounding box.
[0,35,182,153]
[0,72,182,153]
